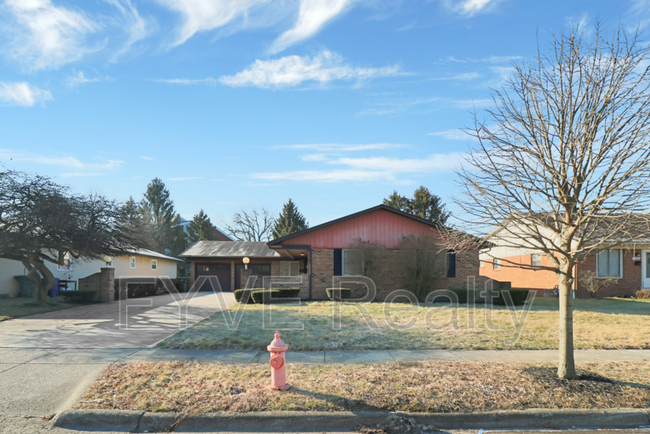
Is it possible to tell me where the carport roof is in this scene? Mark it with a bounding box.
[179,241,282,259]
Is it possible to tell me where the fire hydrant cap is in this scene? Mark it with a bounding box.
[267,330,288,352]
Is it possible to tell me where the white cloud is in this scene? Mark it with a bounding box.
[167,176,202,181]
[0,82,52,106]
[2,0,99,70]
[434,71,481,81]
[428,129,474,141]
[252,153,465,183]
[142,156,155,161]
[154,0,269,48]
[441,0,501,16]
[273,143,404,151]
[105,0,150,59]
[152,77,219,85]
[0,149,124,175]
[219,50,401,88]
[67,71,113,87]
[270,0,354,54]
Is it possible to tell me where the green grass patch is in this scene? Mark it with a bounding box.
[0,296,91,321]
[158,297,650,351]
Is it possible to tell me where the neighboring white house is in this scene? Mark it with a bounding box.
[0,249,183,297]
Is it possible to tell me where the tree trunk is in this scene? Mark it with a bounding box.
[22,254,57,305]
[557,258,577,379]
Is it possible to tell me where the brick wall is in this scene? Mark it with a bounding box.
[577,250,642,298]
[269,261,311,299]
[79,267,114,302]
[480,253,559,292]
[310,248,485,301]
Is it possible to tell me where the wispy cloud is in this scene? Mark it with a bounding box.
[105,0,150,59]
[434,72,481,81]
[142,156,155,161]
[1,0,99,70]
[441,0,503,16]
[427,129,474,141]
[252,152,465,183]
[272,143,404,152]
[151,77,219,85]
[444,55,522,64]
[270,0,355,54]
[0,149,124,176]
[67,71,113,87]
[219,50,402,88]
[358,95,492,116]
[154,0,269,48]
[0,82,52,107]
[167,176,203,181]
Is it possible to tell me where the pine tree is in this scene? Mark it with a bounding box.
[272,199,308,239]
[139,178,184,253]
[383,186,450,225]
[188,210,217,243]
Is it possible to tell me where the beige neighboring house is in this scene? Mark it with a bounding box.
[0,249,183,297]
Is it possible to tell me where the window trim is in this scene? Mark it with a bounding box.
[480,260,485,268]
[129,256,136,269]
[57,252,72,271]
[596,249,623,279]
[493,258,501,270]
[280,260,300,276]
[151,259,158,270]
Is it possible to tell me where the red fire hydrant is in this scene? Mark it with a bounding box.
[267,330,290,391]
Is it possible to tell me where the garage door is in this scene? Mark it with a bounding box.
[196,263,231,292]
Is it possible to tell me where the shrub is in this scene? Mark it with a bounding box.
[234,288,263,304]
[494,289,530,306]
[326,288,351,301]
[251,289,282,304]
[60,290,96,303]
[636,289,650,299]
[277,288,301,298]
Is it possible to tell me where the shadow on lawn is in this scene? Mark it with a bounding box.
[523,297,650,316]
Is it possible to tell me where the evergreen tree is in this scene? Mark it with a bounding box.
[139,178,185,253]
[122,196,153,249]
[188,210,217,243]
[383,186,450,225]
[272,199,309,239]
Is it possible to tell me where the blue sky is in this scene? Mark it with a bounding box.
[0,0,646,229]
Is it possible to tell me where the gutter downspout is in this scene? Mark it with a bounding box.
[309,246,313,301]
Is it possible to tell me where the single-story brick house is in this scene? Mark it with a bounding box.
[181,204,486,300]
[0,249,183,297]
[480,222,650,298]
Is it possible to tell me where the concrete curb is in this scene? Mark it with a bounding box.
[54,408,650,432]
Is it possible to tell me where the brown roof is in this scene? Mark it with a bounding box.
[179,241,281,259]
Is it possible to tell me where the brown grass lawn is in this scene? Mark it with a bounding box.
[0,296,88,321]
[77,361,650,415]
[158,297,650,351]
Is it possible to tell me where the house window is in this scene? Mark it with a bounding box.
[280,261,300,276]
[597,249,622,278]
[129,257,136,269]
[447,251,456,278]
[342,249,363,275]
[57,252,72,271]
[493,258,501,270]
[480,260,485,268]
[151,259,158,270]
[531,254,542,267]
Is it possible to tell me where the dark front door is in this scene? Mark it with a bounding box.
[235,263,271,290]
[196,263,231,292]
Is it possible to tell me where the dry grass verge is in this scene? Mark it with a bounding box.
[77,361,650,415]
[158,298,650,350]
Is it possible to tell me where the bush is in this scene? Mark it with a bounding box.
[234,288,263,304]
[251,289,282,304]
[494,289,530,306]
[277,288,301,298]
[60,290,96,303]
[326,288,351,301]
[636,289,650,299]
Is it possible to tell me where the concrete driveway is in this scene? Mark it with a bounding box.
[0,292,235,348]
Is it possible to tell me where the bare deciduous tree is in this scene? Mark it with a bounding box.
[0,171,140,304]
[456,25,650,379]
[578,270,617,298]
[225,208,275,242]
[397,233,448,301]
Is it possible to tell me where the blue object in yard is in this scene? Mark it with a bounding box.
[47,278,60,297]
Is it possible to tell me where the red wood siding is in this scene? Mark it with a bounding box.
[286,209,440,249]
